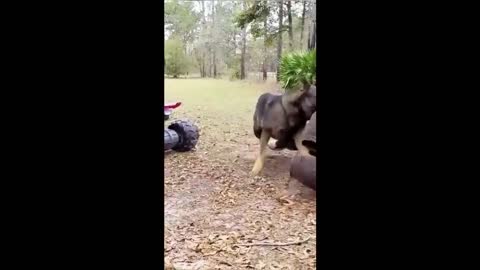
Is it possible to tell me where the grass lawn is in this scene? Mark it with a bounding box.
[165,78,275,122]
[165,78,278,150]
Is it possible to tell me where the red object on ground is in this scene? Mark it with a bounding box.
[164,102,182,109]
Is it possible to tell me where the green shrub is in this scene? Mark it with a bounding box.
[165,38,189,78]
[229,68,241,80]
[279,49,316,92]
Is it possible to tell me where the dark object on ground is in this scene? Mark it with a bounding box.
[290,154,316,190]
[164,102,199,152]
[301,112,316,157]
[165,120,199,151]
[251,84,316,175]
[290,111,316,189]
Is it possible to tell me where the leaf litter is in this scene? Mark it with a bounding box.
[165,80,316,269]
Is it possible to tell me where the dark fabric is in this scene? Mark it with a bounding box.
[302,112,317,145]
[290,154,316,190]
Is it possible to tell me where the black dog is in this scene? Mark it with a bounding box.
[251,85,316,175]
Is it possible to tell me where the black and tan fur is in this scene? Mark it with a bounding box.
[251,85,316,175]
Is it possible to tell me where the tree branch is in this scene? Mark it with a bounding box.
[233,236,311,247]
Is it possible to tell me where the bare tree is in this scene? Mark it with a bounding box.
[287,0,293,50]
[262,0,268,81]
[212,0,217,78]
[276,0,283,82]
[308,0,316,50]
[240,5,247,79]
[300,0,306,49]
[201,0,207,77]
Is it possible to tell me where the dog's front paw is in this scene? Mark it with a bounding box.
[250,162,263,176]
[250,168,261,176]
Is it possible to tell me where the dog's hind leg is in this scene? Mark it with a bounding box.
[251,130,271,176]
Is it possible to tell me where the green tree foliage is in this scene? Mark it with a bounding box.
[279,49,316,91]
[234,1,269,31]
[233,1,285,45]
[165,39,189,78]
[164,0,200,47]
[164,1,315,79]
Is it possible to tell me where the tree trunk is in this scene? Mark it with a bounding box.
[300,0,306,49]
[200,54,204,77]
[287,0,293,51]
[208,47,212,77]
[232,1,238,71]
[213,54,217,78]
[240,2,247,80]
[262,5,267,81]
[306,22,311,51]
[212,0,217,78]
[233,29,237,55]
[232,28,237,72]
[201,0,206,77]
[276,0,283,82]
[241,27,247,79]
[203,59,206,77]
[308,1,316,50]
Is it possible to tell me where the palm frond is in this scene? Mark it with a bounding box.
[278,50,316,92]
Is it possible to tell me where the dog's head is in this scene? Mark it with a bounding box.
[299,84,316,119]
[283,84,316,119]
